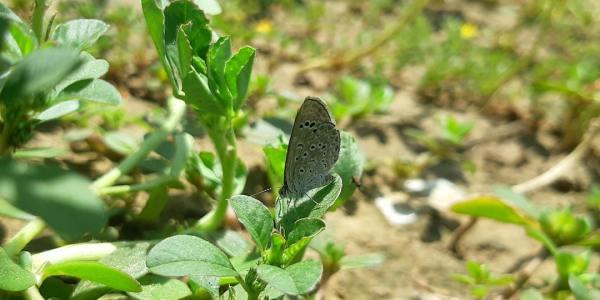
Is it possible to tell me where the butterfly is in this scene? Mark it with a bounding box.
[279,97,341,198]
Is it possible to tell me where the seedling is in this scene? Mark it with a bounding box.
[452,261,513,299]
[330,76,394,125]
[450,187,600,298]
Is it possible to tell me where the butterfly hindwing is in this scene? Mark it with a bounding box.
[283,97,340,196]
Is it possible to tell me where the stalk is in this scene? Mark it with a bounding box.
[92,97,186,191]
[3,218,46,257]
[191,126,237,232]
[31,242,117,271]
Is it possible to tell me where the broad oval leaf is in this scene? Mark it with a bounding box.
[225,46,255,111]
[37,100,80,121]
[450,195,530,225]
[53,57,109,95]
[332,131,364,209]
[287,218,325,245]
[147,235,238,278]
[57,79,122,105]
[276,174,342,235]
[257,260,322,295]
[230,195,273,252]
[129,275,192,300]
[0,159,107,238]
[103,131,139,155]
[51,19,108,50]
[0,247,36,291]
[72,242,152,300]
[43,261,141,292]
[0,48,83,102]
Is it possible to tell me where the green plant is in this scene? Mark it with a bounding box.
[452,261,513,299]
[140,0,254,232]
[0,0,121,156]
[403,115,475,174]
[329,76,394,124]
[450,187,600,298]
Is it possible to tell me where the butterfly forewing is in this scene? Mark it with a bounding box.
[282,97,341,196]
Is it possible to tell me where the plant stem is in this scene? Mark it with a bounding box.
[23,286,44,300]
[3,218,46,257]
[191,127,237,232]
[91,97,186,191]
[31,242,117,271]
[447,217,478,259]
[298,0,430,72]
[497,248,550,299]
[97,175,173,195]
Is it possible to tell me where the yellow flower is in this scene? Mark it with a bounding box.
[460,23,478,39]
[255,20,273,34]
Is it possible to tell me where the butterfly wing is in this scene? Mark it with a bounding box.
[282,97,340,196]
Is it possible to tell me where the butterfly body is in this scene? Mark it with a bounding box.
[280,97,341,197]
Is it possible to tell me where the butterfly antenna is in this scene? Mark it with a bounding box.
[249,187,274,198]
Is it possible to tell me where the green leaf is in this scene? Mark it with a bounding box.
[129,275,191,300]
[569,274,595,300]
[37,100,80,121]
[340,253,385,270]
[225,46,255,111]
[0,48,83,103]
[0,159,107,239]
[276,175,342,235]
[263,139,287,193]
[0,3,25,24]
[13,147,67,159]
[147,235,238,278]
[207,37,233,109]
[164,0,211,55]
[191,0,222,15]
[163,0,211,91]
[183,69,225,115]
[57,79,122,104]
[138,184,169,221]
[43,261,141,292]
[141,0,175,89]
[72,242,152,300]
[51,19,108,50]
[170,133,192,177]
[257,260,322,295]
[332,131,364,209]
[492,186,541,219]
[103,131,139,155]
[0,247,36,291]
[53,56,109,95]
[287,218,325,245]
[555,251,590,278]
[450,195,530,225]
[176,25,192,77]
[188,275,219,300]
[230,195,273,252]
[9,22,37,57]
[210,230,251,257]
